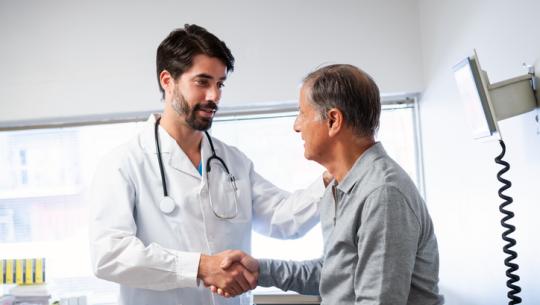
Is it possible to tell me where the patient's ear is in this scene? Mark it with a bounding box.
[327,108,343,137]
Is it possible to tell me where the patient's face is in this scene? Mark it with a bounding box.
[293,85,330,162]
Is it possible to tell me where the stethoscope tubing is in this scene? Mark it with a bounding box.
[155,117,169,197]
[154,116,232,200]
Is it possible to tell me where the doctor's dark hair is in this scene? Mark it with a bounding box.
[303,64,381,137]
[156,24,235,98]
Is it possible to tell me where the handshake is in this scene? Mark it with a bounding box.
[197,250,259,298]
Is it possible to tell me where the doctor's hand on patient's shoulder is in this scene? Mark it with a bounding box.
[198,250,258,297]
[208,250,260,298]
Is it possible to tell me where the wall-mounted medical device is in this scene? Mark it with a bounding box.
[452,50,538,305]
[453,50,538,140]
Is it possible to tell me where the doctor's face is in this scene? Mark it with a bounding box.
[170,54,227,131]
[294,84,330,163]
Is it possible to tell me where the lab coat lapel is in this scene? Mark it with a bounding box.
[165,131,204,179]
[141,114,203,179]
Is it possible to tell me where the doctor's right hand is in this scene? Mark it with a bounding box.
[197,250,258,297]
[209,250,259,298]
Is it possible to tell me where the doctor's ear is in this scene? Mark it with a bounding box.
[326,108,343,137]
[159,70,175,96]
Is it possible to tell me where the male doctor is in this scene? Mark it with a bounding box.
[89,24,328,305]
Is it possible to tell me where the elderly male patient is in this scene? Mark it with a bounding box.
[214,64,444,305]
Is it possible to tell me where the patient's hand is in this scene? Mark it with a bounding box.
[208,250,259,298]
[198,250,258,297]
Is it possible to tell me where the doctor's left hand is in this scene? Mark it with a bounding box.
[198,250,258,297]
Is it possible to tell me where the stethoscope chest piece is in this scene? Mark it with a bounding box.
[159,196,176,214]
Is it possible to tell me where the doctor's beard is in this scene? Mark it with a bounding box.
[171,89,218,131]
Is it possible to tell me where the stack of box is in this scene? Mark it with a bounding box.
[1,258,46,286]
[9,284,50,305]
[0,295,15,305]
[1,258,50,305]
[58,295,87,305]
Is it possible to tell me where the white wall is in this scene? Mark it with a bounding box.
[418,1,540,304]
[0,0,423,123]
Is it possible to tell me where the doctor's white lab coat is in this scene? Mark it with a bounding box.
[89,115,325,305]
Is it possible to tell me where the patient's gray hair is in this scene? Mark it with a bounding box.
[303,64,381,137]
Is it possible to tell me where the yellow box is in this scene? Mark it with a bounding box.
[15,259,24,285]
[35,258,43,284]
[25,258,34,285]
[5,259,14,284]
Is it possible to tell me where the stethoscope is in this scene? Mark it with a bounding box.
[154,117,239,219]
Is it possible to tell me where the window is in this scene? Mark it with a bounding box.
[0,123,146,302]
[0,98,422,303]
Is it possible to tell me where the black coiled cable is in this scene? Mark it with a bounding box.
[495,139,522,305]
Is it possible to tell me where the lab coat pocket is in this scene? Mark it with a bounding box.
[223,176,252,224]
[209,179,249,224]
